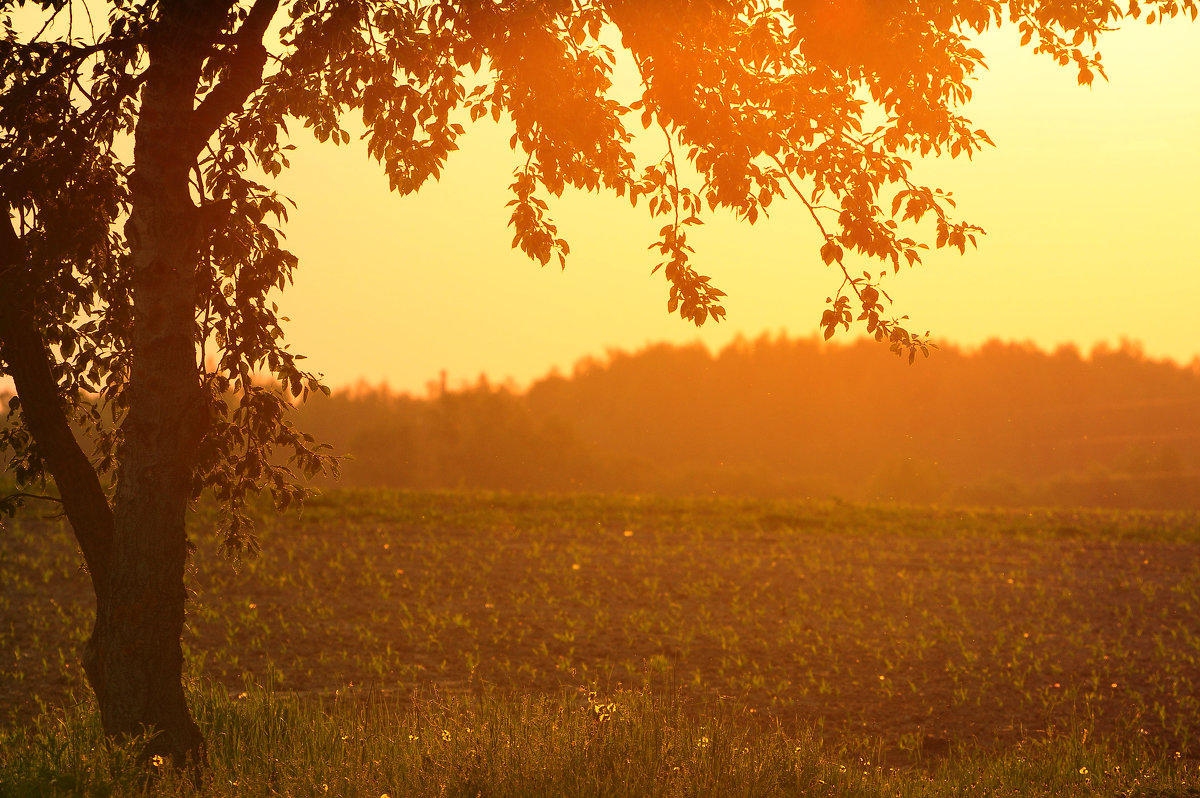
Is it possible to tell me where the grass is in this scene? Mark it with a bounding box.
[2,680,1198,797]
[3,489,1200,794]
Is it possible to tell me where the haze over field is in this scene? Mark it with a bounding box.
[272,336,1200,510]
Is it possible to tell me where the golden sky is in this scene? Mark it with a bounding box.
[272,18,1199,395]
[2,12,1195,401]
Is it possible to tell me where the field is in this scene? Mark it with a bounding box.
[3,490,1200,794]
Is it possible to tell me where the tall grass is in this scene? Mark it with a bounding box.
[2,680,1196,797]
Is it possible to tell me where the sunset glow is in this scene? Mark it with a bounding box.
[7,2,1200,783]
[272,19,1200,394]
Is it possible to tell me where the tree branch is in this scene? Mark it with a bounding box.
[187,0,280,152]
[0,211,114,593]
[1,492,64,505]
[0,37,132,116]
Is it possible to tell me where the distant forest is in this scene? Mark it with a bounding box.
[291,336,1200,510]
[4,336,1199,509]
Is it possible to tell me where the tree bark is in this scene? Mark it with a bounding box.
[88,0,277,765]
[89,0,233,767]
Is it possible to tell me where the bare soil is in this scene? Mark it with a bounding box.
[3,491,1199,756]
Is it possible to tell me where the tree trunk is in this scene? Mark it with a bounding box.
[0,16,211,758]
[5,0,275,768]
[1,223,207,764]
[87,1,232,767]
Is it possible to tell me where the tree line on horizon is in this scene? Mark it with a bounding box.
[5,335,1199,510]
[278,335,1200,510]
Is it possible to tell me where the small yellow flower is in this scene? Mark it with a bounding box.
[150,754,164,768]
[441,730,451,742]
[571,563,581,570]
[1079,766,1089,775]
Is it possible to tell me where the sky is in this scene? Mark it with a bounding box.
[263,16,1200,395]
[8,11,1196,399]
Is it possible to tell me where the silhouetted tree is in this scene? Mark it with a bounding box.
[1,0,1194,766]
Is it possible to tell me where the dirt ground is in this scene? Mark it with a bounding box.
[3,492,1199,756]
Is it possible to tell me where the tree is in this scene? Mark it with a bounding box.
[1,0,1194,767]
